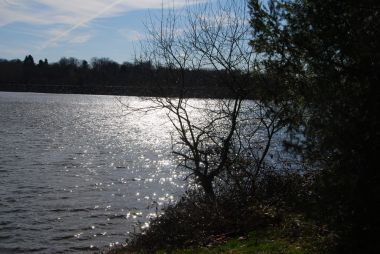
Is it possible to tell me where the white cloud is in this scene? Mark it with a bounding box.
[118,28,145,41]
[34,27,92,50]
[0,0,204,49]
[68,34,92,44]
[0,0,202,27]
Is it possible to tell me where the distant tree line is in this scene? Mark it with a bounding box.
[0,55,256,98]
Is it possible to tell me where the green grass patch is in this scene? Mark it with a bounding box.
[144,230,308,254]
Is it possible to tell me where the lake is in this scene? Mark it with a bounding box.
[0,92,186,253]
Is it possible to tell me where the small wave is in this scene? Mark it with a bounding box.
[4,197,17,203]
[24,247,48,253]
[0,247,19,254]
[1,208,27,213]
[70,245,99,251]
[0,246,47,253]
[51,234,73,241]
[0,235,11,240]
[49,208,67,212]
[85,213,108,219]
[108,214,127,219]
[69,208,91,212]
[0,220,12,226]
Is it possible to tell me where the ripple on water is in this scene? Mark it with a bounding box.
[0,93,184,253]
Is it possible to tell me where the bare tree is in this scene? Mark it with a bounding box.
[123,0,284,198]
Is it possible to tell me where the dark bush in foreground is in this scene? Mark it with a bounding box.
[124,169,335,253]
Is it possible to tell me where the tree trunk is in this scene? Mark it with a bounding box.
[200,176,215,199]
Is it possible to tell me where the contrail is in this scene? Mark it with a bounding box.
[39,0,125,50]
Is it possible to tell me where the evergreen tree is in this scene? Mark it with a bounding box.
[249,0,380,252]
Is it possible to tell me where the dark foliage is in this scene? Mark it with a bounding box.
[125,167,333,253]
[249,0,380,252]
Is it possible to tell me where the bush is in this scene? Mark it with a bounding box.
[123,168,333,253]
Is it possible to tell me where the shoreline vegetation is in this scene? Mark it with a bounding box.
[102,171,336,254]
[106,224,326,254]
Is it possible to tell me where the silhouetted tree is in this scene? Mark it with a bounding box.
[22,55,35,83]
[23,55,35,66]
[249,0,380,252]
[124,0,283,198]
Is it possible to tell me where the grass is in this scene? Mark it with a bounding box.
[104,174,335,254]
[107,228,311,254]
[161,236,305,254]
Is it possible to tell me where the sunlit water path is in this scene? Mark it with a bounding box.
[0,92,186,253]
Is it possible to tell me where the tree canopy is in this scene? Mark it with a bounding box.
[249,0,380,252]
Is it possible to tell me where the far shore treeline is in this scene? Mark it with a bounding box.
[0,55,259,98]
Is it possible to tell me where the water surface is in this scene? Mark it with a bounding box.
[0,92,185,253]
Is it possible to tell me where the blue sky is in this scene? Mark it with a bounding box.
[0,0,205,63]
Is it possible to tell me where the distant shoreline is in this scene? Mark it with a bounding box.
[0,83,254,99]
